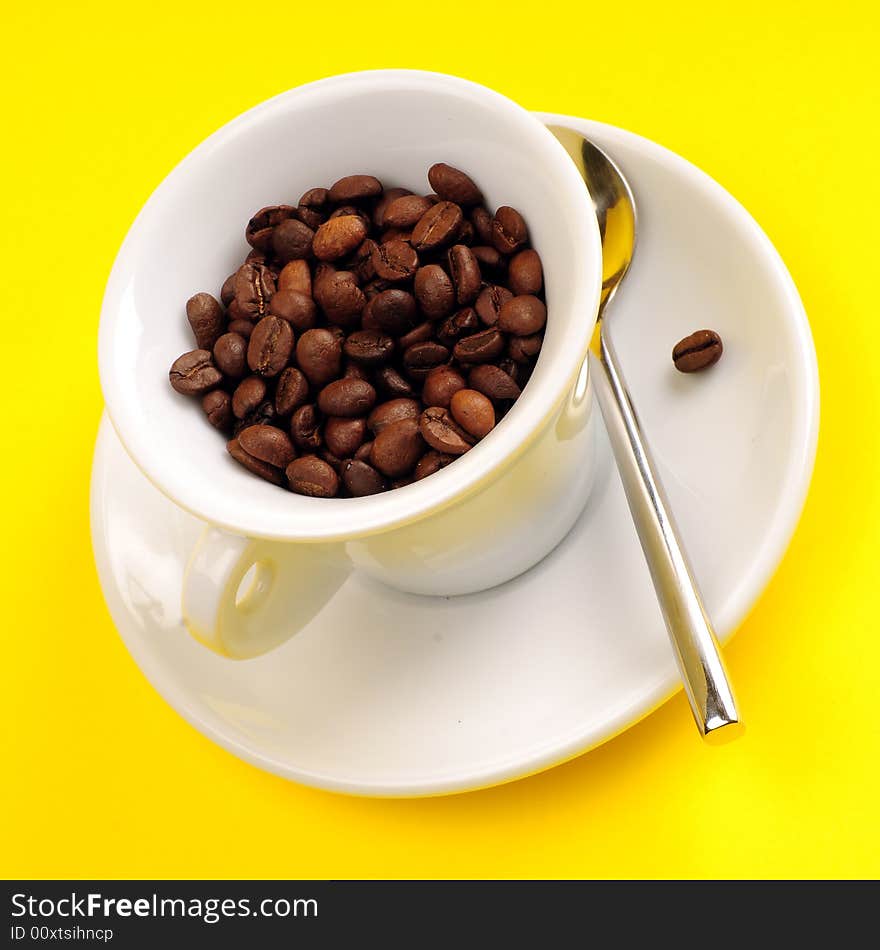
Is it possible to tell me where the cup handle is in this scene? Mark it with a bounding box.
[182,527,351,659]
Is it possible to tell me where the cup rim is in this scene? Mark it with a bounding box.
[98,70,602,541]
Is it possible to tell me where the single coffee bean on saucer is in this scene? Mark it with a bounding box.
[672,329,724,372]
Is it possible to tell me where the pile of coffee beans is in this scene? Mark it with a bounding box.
[169,163,545,496]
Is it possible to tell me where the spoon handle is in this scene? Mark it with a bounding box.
[590,336,742,742]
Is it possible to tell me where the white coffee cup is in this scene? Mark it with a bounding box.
[99,70,602,658]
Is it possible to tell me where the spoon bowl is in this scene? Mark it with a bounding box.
[548,126,636,314]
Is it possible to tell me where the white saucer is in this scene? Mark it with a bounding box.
[90,116,818,797]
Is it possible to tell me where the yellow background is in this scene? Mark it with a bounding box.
[2,0,878,879]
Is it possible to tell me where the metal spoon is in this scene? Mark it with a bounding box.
[548,126,743,742]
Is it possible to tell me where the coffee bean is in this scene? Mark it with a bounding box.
[227,319,254,339]
[343,329,394,365]
[247,316,294,377]
[498,295,546,336]
[672,329,723,372]
[508,249,543,296]
[498,356,520,378]
[266,289,314,332]
[276,259,312,297]
[299,187,330,210]
[371,240,419,282]
[245,205,296,251]
[226,299,247,322]
[239,424,296,469]
[374,365,415,398]
[227,437,284,485]
[314,270,366,326]
[343,361,371,381]
[367,398,421,434]
[402,341,450,380]
[275,367,309,416]
[398,321,434,350]
[272,218,315,263]
[341,459,387,496]
[233,262,275,319]
[381,230,415,248]
[373,187,413,229]
[471,245,505,275]
[324,416,367,457]
[349,239,378,283]
[296,328,343,386]
[169,350,222,395]
[290,404,322,450]
[491,206,528,254]
[186,293,225,350]
[419,407,473,455]
[320,447,345,472]
[330,205,372,230]
[359,300,379,332]
[411,202,463,252]
[370,417,425,477]
[286,456,339,497]
[453,328,505,363]
[328,175,383,204]
[475,285,513,326]
[312,262,337,292]
[471,206,494,244]
[414,450,455,480]
[317,378,377,417]
[220,274,236,306]
[428,163,483,206]
[455,218,475,245]
[313,215,369,262]
[422,365,466,408]
[233,399,277,436]
[447,245,481,305]
[436,307,479,346]
[414,265,455,319]
[450,389,495,439]
[362,277,394,301]
[213,332,248,379]
[295,205,325,230]
[232,376,267,419]
[371,289,417,336]
[468,364,521,401]
[383,194,434,229]
[202,389,232,430]
[508,333,542,363]
[354,441,374,462]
